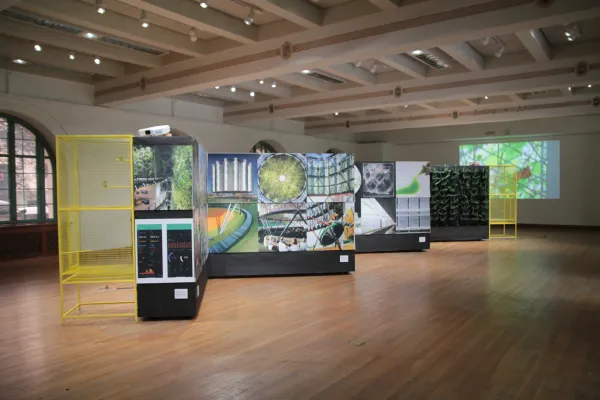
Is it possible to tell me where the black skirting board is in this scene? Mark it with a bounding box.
[355,233,430,253]
[430,226,488,242]
[207,251,355,277]
[137,263,208,319]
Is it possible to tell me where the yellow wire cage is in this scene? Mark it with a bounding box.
[488,165,518,239]
[57,135,137,322]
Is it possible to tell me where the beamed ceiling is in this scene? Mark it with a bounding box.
[1,0,600,141]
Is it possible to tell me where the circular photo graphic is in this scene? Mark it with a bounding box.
[258,154,307,203]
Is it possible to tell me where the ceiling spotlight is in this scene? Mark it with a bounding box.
[259,80,264,84]
[494,44,505,58]
[13,59,27,65]
[84,32,98,39]
[411,50,424,56]
[302,69,311,74]
[568,86,572,91]
[588,84,593,88]
[199,2,208,8]
[334,112,339,116]
[404,105,408,108]
[34,43,42,52]
[482,37,491,46]
[189,27,198,42]
[564,24,581,41]
[215,86,220,89]
[94,57,101,65]
[69,52,75,60]
[231,87,236,92]
[244,8,255,25]
[96,0,106,14]
[271,81,277,88]
[140,10,150,28]
[370,64,378,74]
[484,96,489,100]
[250,91,255,97]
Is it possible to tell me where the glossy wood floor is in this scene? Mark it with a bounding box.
[1,228,600,400]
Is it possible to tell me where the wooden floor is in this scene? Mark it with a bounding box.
[1,228,600,400]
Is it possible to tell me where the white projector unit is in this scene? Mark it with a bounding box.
[138,125,171,136]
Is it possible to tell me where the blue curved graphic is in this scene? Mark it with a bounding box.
[209,207,253,253]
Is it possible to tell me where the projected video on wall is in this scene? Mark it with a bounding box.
[459,141,559,199]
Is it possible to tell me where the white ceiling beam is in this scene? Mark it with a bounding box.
[321,64,377,86]
[96,0,600,104]
[18,0,205,57]
[237,81,292,98]
[307,103,598,135]
[224,40,600,118]
[0,0,20,11]
[439,42,484,71]
[461,98,480,106]
[276,73,334,92]
[516,28,552,62]
[224,69,600,122]
[0,36,124,77]
[0,57,93,83]
[419,104,437,110]
[375,54,427,78]
[117,0,257,44]
[171,94,225,108]
[506,93,524,102]
[200,87,256,103]
[0,17,161,68]
[245,0,322,29]
[367,0,401,11]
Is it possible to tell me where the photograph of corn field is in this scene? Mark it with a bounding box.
[459,141,552,199]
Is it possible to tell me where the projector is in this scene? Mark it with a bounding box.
[138,125,171,136]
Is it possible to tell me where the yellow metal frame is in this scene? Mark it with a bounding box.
[57,135,137,322]
[488,164,518,239]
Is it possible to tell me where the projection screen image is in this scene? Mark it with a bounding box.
[459,141,559,199]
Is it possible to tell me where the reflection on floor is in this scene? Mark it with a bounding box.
[1,227,599,400]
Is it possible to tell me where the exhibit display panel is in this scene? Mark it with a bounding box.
[355,161,431,253]
[207,152,355,277]
[134,136,208,318]
[56,135,137,322]
[430,165,489,242]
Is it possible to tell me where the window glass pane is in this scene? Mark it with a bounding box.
[0,190,9,222]
[16,190,39,221]
[15,124,36,156]
[44,149,49,157]
[0,156,8,190]
[45,159,54,189]
[45,189,54,219]
[0,119,7,155]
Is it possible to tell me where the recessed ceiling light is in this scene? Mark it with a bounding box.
[271,81,277,88]
[94,57,101,65]
[259,80,264,84]
[334,112,339,116]
[215,86,220,89]
[568,86,572,91]
[588,84,593,88]
[411,50,424,56]
[200,2,208,8]
[34,44,42,52]
[301,69,311,74]
[484,96,489,100]
[13,59,27,65]
[404,105,408,108]
[84,32,98,39]
[96,0,106,14]
[231,87,236,92]
[69,52,75,60]
[250,91,255,97]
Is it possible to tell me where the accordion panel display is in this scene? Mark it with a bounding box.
[207,153,355,254]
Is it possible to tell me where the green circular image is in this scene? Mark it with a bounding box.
[258,154,306,202]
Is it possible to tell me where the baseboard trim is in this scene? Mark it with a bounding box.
[519,224,600,230]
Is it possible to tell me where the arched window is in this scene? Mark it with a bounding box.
[0,114,55,223]
[250,141,277,154]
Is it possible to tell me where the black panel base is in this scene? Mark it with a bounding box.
[207,251,355,277]
[355,233,430,253]
[137,264,208,319]
[431,226,488,242]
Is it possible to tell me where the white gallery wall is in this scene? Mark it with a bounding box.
[386,116,600,226]
[0,69,355,154]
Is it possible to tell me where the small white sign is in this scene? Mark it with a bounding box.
[340,255,349,263]
[419,236,426,243]
[174,288,188,300]
[196,285,200,298]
